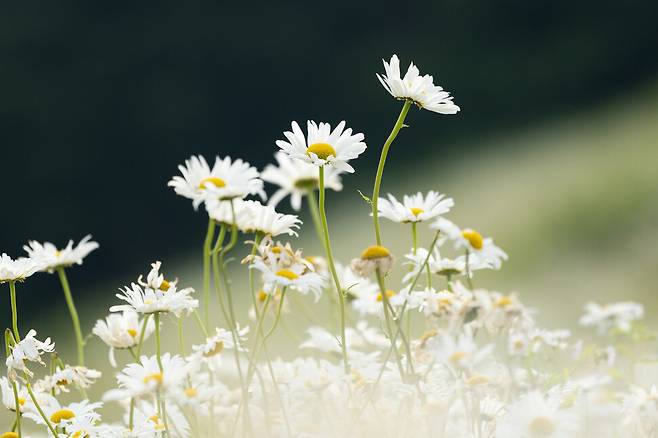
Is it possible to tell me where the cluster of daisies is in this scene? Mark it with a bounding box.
[1,54,656,437]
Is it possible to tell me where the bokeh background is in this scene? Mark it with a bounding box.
[1,0,658,380]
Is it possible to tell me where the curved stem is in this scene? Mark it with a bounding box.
[317,166,349,373]
[56,268,85,366]
[203,218,217,328]
[5,330,21,437]
[26,382,57,436]
[372,100,412,246]
[9,282,20,342]
[305,190,324,244]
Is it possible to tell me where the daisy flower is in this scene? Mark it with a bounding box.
[240,200,302,237]
[189,325,250,360]
[205,197,253,230]
[376,191,454,224]
[22,235,98,273]
[579,301,644,335]
[35,365,101,395]
[377,54,460,114]
[250,257,324,301]
[261,151,344,210]
[104,354,187,401]
[93,310,155,367]
[351,245,395,278]
[0,253,42,283]
[6,329,55,378]
[24,399,102,431]
[428,332,492,371]
[276,120,367,173]
[168,155,265,209]
[110,282,198,317]
[496,391,578,437]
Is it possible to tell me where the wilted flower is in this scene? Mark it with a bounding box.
[6,329,55,378]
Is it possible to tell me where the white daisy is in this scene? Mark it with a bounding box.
[431,218,508,269]
[0,253,42,283]
[276,120,367,173]
[189,325,249,360]
[205,197,253,230]
[579,301,644,335]
[496,391,578,437]
[376,191,454,223]
[0,376,31,413]
[261,151,344,210]
[250,259,324,301]
[22,235,98,273]
[24,399,102,431]
[6,329,55,378]
[93,310,155,367]
[35,365,101,395]
[103,353,187,401]
[240,200,302,237]
[428,332,492,371]
[110,282,198,317]
[168,154,265,209]
[377,54,460,114]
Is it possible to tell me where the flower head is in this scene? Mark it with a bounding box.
[377,191,454,224]
[351,245,395,277]
[6,329,55,378]
[104,354,187,400]
[579,302,644,335]
[93,310,155,366]
[23,235,98,273]
[261,151,344,210]
[168,155,265,209]
[0,254,42,283]
[276,121,366,173]
[377,54,460,114]
[35,365,101,395]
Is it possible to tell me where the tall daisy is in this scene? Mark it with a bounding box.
[377,54,460,114]
[276,121,366,173]
[377,191,453,224]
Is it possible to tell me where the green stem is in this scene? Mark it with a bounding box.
[26,382,57,436]
[153,313,169,437]
[263,288,287,340]
[203,218,216,328]
[465,249,474,289]
[305,190,324,244]
[9,281,20,342]
[5,330,21,437]
[177,317,185,356]
[130,314,151,431]
[248,233,264,322]
[411,222,418,255]
[317,166,349,373]
[372,100,412,246]
[374,270,406,380]
[56,268,85,366]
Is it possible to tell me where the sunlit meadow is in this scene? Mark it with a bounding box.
[1,55,656,438]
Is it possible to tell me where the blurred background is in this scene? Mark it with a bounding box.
[1,1,658,361]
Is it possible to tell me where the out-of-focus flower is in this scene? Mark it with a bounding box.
[276,121,366,173]
[6,329,55,378]
[93,310,155,367]
[377,54,459,114]
[0,253,42,283]
[262,151,343,210]
[579,301,644,334]
[351,245,395,277]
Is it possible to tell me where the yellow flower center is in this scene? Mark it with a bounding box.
[71,432,87,438]
[361,245,391,260]
[198,176,226,189]
[306,143,336,160]
[271,247,282,254]
[410,207,424,216]
[276,269,299,280]
[258,290,268,302]
[17,397,25,406]
[448,351,468,363]
[376,289,396,302]
[50,409,76,423]
[462,229,484,250]
[203,340,224,357]
[143,373,163,385]
[159,280,171,292]
[127,328,138,338]
[185,387,198,398]
[466,374,491,386]
[1,432,19,438]
[495,296,513,308]
[529,416,556,437]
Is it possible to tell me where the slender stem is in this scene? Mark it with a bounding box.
[56,268,85,366]
[372,100,412,246]
[177,317,185,356]
[153,313,170,436]
[465,249,474,289]
[305,190,324,244]
[9,282,20,342]
[26,382,57,436]
[203,218,217,327]
[317,166,349,373]
[263,288,287,340]
[374,270,406,380]
[411,222,418,255]
[5,330,21,437]
[129,314,151,431]
[248,233,264,321]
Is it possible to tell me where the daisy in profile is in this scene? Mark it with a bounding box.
[0,253,42,283]
[276,121,366,173]
[168,155,265,209]
[496,391,578,437]
[104,353,187,400]
[23,235,98,273]
[240,200,302,237]
[579,301,644,335]
[377,191,454,224]
[250,249,324,300]
[377,54,460,114]
[205,197,253,231]
[351,245,395,278]
[5,329,55,378]
[35,365,101,395]
[261,151,344,210]
[93,310,155,366]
